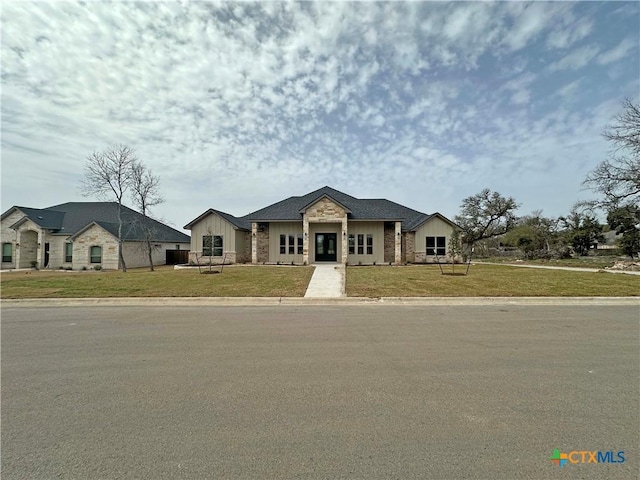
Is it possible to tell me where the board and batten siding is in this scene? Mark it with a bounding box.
[190,213,237,256]
[413,216,456,262]
[269,222,304,263]
[235,231,249,263]
[346,221,384,264]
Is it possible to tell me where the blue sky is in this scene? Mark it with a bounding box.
[1,1,638,232]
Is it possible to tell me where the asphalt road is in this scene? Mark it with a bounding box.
[1,305,638,479]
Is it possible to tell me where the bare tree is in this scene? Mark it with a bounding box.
[130,163,164,271]
[454,189,519,248]
[583,98,640,210]
[81,145,138,272]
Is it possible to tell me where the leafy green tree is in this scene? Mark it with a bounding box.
[607,205,640,258]
[560,209,604,256]
[502,211,563,258]
[454,189,519,248]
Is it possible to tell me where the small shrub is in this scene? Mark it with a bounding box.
[373,261,376,266]
[65,266,73,271]
[30,260,38,269]
[291,261,295,266]
[94,265,102,271]
[82,266,87,271]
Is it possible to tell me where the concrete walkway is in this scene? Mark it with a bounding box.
[304,264,345,298]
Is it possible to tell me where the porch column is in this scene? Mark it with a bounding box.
[394,221,402,264]
[37,230,44,268]
[302,217,309,265]
[14,231,22,269]
[251,222,258,264]
[341,218,348,264]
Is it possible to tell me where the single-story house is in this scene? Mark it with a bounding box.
[1,202,190,270]
[184,186,459,265]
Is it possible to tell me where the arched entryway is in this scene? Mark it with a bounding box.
[18,230,38,268]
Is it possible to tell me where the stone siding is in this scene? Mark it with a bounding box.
[1,209,22,269]
[404,232,415,263]
[257,224,269,263]
[73,224,120,270]
[188,250,237,265]
[305,197,347,222]
[383,224,395,263]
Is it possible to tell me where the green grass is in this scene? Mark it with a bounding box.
[346,264,640,297]
[0,265,315,299]
[476,256,626,269]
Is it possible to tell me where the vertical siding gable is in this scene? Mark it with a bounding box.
[190,212,238,255]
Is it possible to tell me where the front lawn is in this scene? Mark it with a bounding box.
[346,264,640,297]
[0,265,314,299]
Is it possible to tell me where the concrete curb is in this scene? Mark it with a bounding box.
[2,296,638,307]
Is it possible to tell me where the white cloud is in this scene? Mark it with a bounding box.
[597,37,636,65]
[1,1,638,228]
[547,17,593,49]
[549,44,601,71]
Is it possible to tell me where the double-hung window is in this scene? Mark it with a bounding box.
[426,236,446,256]
[203,235,223,256]
[366,234,373,255]
[348,234,355,254]
[288,235,295,254]
[213,236,223,256]
[2,243,12,263]
[90,246,102,263]
[64,242,73,263]
[297,234,303,255]
[357,234,364,255]
[203,236,213,256]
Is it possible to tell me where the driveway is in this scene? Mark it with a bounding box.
[2,305,638,479]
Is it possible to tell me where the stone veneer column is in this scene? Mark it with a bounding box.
[394,221,402,264]
[251,222,258,264]
[302,216,309,265]
[341,218,348,264]
[37,229,44,268]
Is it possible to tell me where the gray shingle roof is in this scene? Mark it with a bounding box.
[3,203,190,243]
[182,209,251,231]
[242,186,429,230]
[183,186,458,232]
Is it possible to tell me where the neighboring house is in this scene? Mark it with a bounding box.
[596,230,623,250]
[184,186,459,265]
[1,202,190,270]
